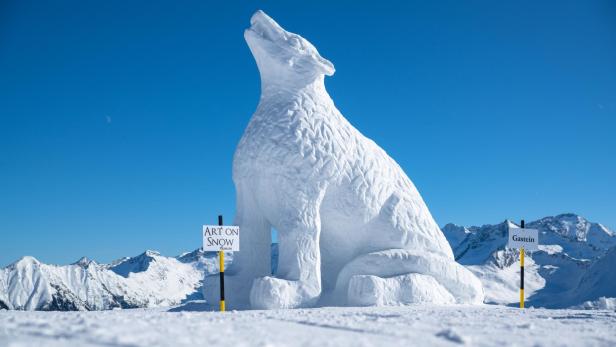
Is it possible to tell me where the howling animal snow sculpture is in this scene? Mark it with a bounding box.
[204,10,484,309]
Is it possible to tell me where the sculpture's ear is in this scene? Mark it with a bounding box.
[301,37,334,76]
[316,56,335,76]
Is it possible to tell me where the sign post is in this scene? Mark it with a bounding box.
[218,215,225,312]
[203,215,240,312]
[508,219,538,309]
[520,220,525,309]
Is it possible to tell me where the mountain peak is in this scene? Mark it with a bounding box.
[176,247,218,263]
[537,212,584,222]
[143,250,161,257]
[73,257,96,267]
[556,212,580,217]
[110,250,160,278]
[10,256,40,268]
[529,213,598,243]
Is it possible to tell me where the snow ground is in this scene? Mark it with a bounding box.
[1,304,615,347]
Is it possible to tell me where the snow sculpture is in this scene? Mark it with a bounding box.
[204,10,484,309]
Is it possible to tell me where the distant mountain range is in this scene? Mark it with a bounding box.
[1,213,614,311]
[0,250,209,311]
[442,213,616,309]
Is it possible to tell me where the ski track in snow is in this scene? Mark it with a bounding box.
[1,305,615,347]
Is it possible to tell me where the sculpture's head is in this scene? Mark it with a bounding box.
[245,10,335,86]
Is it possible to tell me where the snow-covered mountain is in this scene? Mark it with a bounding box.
[0,250,218,311]
[0,245,279,311]
[1,214,614,311]
[442,213,616,308]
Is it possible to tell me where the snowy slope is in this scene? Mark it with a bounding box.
[574,246,616,305]
[442,213,616,308]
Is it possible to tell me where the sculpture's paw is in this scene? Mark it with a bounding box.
[347,273,456,306]
[250,276,319,309]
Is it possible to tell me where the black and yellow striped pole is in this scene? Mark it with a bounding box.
[520,219,525,309]
[218,215,225,312]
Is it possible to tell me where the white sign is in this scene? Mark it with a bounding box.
[508,227,539,251]
[203,225,240,252]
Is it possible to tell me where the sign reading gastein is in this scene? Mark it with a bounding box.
[203,225,240,252]
[508,227,539,251]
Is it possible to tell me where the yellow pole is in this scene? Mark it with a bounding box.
[219,250,225,312]
[520,247,525,309]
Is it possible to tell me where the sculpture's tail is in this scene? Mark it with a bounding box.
[332,249,485,306]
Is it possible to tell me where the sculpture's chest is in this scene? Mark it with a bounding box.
[243,96,338,147]
[235,96,351,177]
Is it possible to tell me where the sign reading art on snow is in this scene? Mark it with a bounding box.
[203,225,240,252]
[508,227,539,251]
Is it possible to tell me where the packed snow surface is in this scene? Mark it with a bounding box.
[209,9,483,310]
[1,304,616,347]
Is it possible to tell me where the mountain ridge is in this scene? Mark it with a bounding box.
[442,213,616,308]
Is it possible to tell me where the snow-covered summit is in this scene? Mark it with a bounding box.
[531,213,614,239]
[529,213,615,256]
[177,248,215,263]
[72,256,96,268]
[110,250,160,277]
[9,255,41,268]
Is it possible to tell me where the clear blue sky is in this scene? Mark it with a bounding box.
[1,1,615,266]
